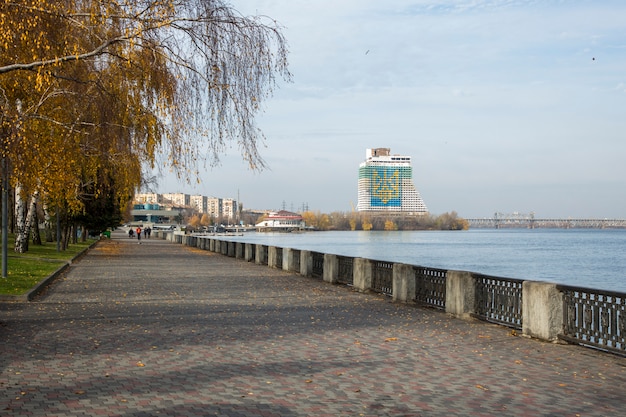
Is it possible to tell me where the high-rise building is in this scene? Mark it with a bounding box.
[357,148,428,214]
[190,194,207,214]
[135,193,159,204]
[161,193,189,207]
[222,198,238,220]
[207,197,222,218]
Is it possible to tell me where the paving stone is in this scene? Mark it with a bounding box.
[1,230,626,416]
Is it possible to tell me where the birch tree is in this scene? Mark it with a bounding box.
[0,0,290,253]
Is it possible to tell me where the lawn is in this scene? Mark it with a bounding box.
[0,237,96,296]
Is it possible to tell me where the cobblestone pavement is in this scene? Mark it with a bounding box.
[1,230,626,416]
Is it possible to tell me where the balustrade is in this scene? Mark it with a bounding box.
[371,260,393,296]
[474,274,523,329]
[311,251,324,278]
[559,285,626,355]
[168,233,626,355]
[337,255,354,285]
[414,266,446,309]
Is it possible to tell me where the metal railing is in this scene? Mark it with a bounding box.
[414,266,447,310]
[558,285,626,355]
[311,251,324,278]
[258,245,268,265]
[371,260,393,296]
[337,255,354,285]
[292,249,301,272]
[275,247,283,268]
[169,234,626,356]
[473,273,523,329]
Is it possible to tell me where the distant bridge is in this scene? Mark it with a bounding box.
[466,213,626,229]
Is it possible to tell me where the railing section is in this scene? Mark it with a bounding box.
[275,247,283,268]
[558,285,626,355]
[311,251,324,278]
[259,245,268,265]
[168,236,626,355]
[292,249,301,272]
[371,260,393,296]
[337,255,354,286]
[473,274,523,329]
[414,266,447,310]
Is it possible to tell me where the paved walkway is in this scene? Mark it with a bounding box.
[1,230,625,416]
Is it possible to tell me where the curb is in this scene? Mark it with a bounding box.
[0,239,100,303]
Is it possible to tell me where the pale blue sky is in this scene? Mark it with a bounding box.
[157,0,626,218]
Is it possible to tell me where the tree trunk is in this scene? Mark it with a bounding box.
[61,222,70,251]
[71,224,77,245]
[30,197,42,245]
[42,202,54,242]
[14,183,29,253]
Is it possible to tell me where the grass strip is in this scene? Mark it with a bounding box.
[0,236,96,296]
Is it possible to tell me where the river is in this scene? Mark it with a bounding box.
[220,229,626,293]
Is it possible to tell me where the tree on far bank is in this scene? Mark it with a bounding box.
[200,214,211,227]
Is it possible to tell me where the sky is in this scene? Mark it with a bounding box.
[155,0,626,219]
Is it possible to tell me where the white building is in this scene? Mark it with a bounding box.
[135,193,159,204]
[161,193,189,207]
[207,197,222,218]
[255,210,305,231]
[190,194,207,214]
[357,148,428,214]
[222,198,238,221]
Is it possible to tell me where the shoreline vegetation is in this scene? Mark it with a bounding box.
[297,211,468,231]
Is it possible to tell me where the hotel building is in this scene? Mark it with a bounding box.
[357,148,428,214]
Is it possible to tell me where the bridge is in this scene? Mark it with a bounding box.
[466,212,626,229]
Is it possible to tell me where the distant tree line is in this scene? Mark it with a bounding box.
[300,211,469,231]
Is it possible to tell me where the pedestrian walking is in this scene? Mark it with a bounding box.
[136,226,142,243]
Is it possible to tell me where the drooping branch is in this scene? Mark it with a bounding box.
[0,0,290,234]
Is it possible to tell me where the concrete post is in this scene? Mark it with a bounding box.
[393,263,415,303]
[227,241,235,257]
[244,243,254,262]
[235,242,244,259]
[255,244,264,265]
[283,248,290,271]
[445,271,476,319]
[353,258,372,293]
[283,248,292,271]
[268,246,278,268]
[323,254,338,284]
[300,250,312,277]
[522,281,564,342]
[286,249,300,273]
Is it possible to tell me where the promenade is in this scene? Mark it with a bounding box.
[1,230,625,416]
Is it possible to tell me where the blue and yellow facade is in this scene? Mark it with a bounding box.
[357,148,428,213]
